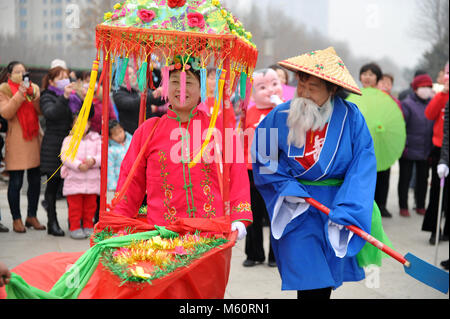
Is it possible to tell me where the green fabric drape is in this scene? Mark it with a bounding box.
[6,226,179,299]
[297,178,393,267]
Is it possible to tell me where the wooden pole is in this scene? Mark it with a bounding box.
[99,50,111,219]
[222,56,231,222]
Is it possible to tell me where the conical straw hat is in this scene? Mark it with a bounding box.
[279,47,362,95]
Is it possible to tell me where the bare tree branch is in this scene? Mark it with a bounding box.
[413,0,449,45]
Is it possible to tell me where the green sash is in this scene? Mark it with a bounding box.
[6,226,179,299]
[298,178,393,268]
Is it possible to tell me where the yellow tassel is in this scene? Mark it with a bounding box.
[44,60,99,185]
[62,60,99,162]
[189,70,226,169]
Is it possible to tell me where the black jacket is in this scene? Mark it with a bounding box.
[0,115,7,161]
[39,89,74,175]
[112,87,165,134]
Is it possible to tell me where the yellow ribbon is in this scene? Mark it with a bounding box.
[189,69,227,169]
[62,60,99,162]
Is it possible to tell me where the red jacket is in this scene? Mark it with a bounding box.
[425,92,449,147]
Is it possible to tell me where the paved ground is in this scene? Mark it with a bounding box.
[0,162,448,299]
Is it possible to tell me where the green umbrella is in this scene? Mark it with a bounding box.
[347,87,406,171]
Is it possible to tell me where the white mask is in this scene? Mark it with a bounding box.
[416,87,433,100]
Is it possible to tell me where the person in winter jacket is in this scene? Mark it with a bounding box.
[112,66,166,134]
[60,113,101,240]
[89,82,117,134]
[397,74,434,217]
[40,66,79,237]
[0,61,44,233]
[107,120,132,191]
[422,62,449,244]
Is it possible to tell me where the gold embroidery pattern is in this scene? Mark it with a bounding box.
[232,202,251,214]
[159,151,176,222]
[200,163,216,218]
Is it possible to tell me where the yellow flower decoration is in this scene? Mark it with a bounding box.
[212,0,220,6]
[151,236,163,248]
[130,266,151,280]
[113,3,122,10]
[104,12,113,20]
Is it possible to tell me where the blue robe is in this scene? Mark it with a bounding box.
[251,96,377,291]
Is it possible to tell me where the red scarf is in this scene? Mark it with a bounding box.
[8,79,40,141]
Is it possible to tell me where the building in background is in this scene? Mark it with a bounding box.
[0,0,109,69]
[13,0,87,51]
[0,0,16,37]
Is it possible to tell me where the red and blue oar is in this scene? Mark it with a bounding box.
[305,197,449,294]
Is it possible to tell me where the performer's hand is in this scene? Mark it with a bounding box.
[437,164,449,179]
[0,262,11,287]
[231,222,247,241]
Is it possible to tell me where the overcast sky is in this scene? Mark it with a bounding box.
[327,0,430,69]
[228,0,430,69]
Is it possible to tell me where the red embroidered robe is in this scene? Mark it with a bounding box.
[113,106,253,227]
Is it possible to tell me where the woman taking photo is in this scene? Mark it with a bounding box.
[0,61,44,233]
[39,66,79,236]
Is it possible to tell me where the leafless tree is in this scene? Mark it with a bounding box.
[413,0,449,45]
[73,0,116,49]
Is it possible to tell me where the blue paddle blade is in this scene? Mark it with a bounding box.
[404,253,449,294]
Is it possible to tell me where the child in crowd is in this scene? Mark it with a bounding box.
[107,120,132,192]
[60,112,101,240]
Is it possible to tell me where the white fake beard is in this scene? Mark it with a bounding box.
[287,93,333,149]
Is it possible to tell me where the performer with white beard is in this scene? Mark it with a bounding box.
[252,47,390,299]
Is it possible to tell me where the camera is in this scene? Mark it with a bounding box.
[23,72,31,88]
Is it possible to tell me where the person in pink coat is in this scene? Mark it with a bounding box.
[60,114,102,240]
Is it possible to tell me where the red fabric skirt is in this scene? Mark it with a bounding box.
[1,213,236,299]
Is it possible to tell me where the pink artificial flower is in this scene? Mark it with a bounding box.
[174,246,188,255]
[117,230,128,236]
[161,21,170,29]
[137,9,156,23]
[113,247,131,258]
[187,12,205,29]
